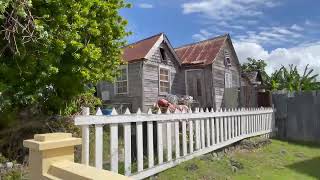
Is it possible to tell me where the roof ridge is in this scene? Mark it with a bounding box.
[175,33,229,50]
[123,32,163,48]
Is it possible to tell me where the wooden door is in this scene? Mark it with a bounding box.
[258,91,272,107]
[186,70,205,107]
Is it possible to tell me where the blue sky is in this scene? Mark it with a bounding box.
[121,0,320,75]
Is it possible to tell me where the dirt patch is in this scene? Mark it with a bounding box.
[239,138,271,151]
[185,163,199,172]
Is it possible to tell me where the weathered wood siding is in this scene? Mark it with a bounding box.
[185,67,213,108]
[240,77,258,107]
[97,61,143,113]
[212,39,241,109]
[97,36,242,112]
[143,41,185,112]
[204,66,214,108]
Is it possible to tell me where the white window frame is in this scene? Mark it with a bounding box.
[158,65,171,95]
[115,65,129,95]
[225,50,232,67]
[225,70,232,88]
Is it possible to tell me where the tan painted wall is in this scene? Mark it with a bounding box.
[24,133,131,180]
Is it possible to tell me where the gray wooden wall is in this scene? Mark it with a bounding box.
[211,39,241,109]
[97,38,243,113]
[273,91,320,143]
[97,61,143,113]
[97,41,185,113]
[240,86,258,107]
[143,41,185,112]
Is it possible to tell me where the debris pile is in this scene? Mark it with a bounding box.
[153,94,194,113]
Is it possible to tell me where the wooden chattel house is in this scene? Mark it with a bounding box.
[97,33,247,112]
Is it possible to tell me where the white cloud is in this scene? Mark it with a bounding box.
[192,28,230,41]
[192,29,213,41]
[305,20,318,26]
[234,41,320,76]
[291,24,304,31]
[182,0,279,20]
[137,3,154,9]
[236,25,303,46]
[193,24,304,46]
[216,21,246,30]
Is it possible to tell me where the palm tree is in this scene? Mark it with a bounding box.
[281,64,301,91]
[300,65,320,90]
[269,64,320,92]
[267,69,283,91]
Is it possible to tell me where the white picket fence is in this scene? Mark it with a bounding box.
[74,107,275,179]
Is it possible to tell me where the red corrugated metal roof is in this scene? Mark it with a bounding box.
[175,34,228,65]
[122,33,162,62]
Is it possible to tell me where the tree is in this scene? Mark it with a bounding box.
[241,58,269,83]
[0,0,130,116]
[269,64,320,92]
[268,69,282,91]
[241,58,320,92]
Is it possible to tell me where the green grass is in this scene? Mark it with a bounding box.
[157,139,320,180]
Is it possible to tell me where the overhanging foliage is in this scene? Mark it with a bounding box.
[0,0,130,115]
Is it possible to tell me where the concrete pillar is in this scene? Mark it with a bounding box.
[23,133,81,180]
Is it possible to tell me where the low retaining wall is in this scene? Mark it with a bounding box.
[23,133,130,180]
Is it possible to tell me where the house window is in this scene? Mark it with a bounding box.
[159,67,170,93]
[225,51,231,66]
[197,79,202,96]
[225,71,232,88]
[115,66,128,94]
[159,48,167,62]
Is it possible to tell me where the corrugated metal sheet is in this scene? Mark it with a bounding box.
[175,35,227,65]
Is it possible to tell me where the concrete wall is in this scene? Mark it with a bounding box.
[273,91,320,143]
[23,133,129,180]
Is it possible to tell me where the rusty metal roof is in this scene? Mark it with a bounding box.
[122,33,162,62]
[175,34,228,65]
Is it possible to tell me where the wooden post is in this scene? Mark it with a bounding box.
[110,108,119,173]
[124,108,132,175]
[166,109,172,161]
[81,107,90,166]
[157,109,163,164]
[136,109,143,172]
[188,108,194,153]
[95,108,103,169]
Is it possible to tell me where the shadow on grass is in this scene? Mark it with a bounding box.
[286,157,320,179]
[272,137,320,148]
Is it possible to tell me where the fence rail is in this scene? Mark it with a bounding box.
[74,107,275,179]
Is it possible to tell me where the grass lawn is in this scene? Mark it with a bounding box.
[156,139,320,180]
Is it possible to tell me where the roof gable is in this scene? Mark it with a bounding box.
[175,34,228,66]
[224,35,241,71]
[122,33,181,65]
[122,33,162,62]
[241,71,263,85]
[145,34,181,66]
